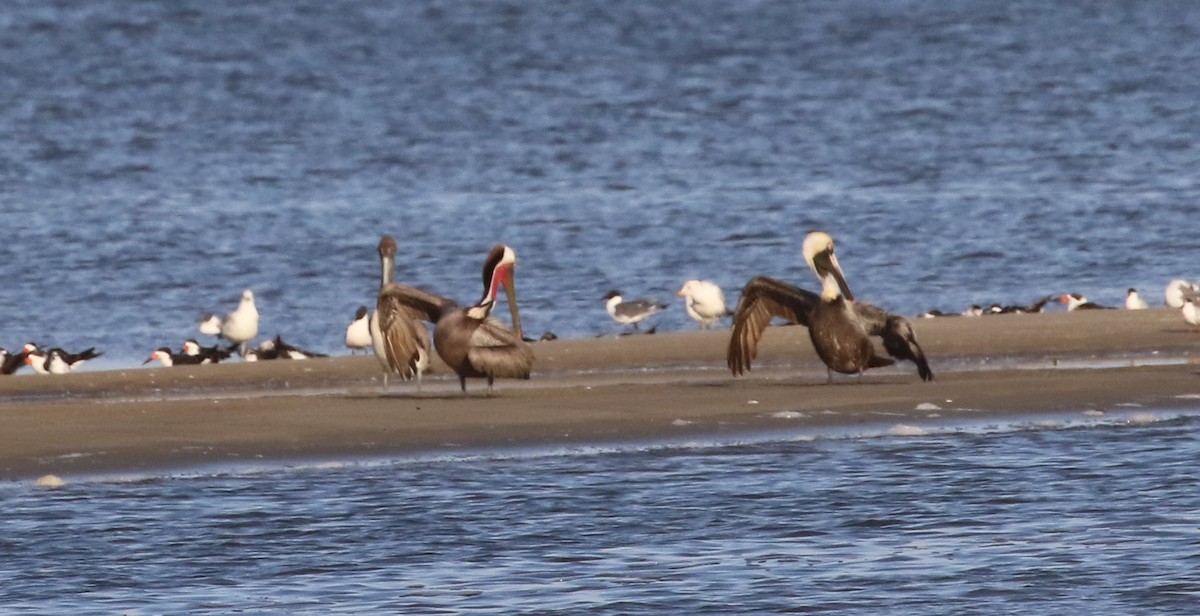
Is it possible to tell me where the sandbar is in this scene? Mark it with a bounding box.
[2,308,1199,480]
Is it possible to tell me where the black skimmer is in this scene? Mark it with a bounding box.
[258,335,326,360]
[372,236,431,390]
[1059,293,1111,311]
[40,347,102,374]
[677,280,731,329]
[0,347,28,375]
[728,231,933,383]
[986,295,1054,315]
[962,305,984,317]
[345,306,372,354]
[22,343,48,374]
[182,339,233,364]
[1125,288,1149,310]
[1182,297,1200,332]
[144,347,205,367]
[377,244,533,395]
[602,290,667,333]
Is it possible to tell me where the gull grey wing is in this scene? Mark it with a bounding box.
[615,299,665,318]
[854,302,934,382]
[727,276,819,376]
[466,317,534,379]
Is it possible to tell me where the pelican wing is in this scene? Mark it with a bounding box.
[853,302,934,381]
[376,284,450,379]
[727,276,819,376]
[466,317,534,379]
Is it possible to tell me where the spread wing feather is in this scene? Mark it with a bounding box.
[727,276,820,376]
[376,284,451,379]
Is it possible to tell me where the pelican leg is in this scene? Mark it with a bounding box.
[487,375,495,397]
[826,368,834,384]
[381,372,389,395]
[459,375,468,394]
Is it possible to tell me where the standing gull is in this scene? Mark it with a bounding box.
[603,290,668,333]
[677,280,732,329]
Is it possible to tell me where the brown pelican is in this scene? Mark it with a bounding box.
[371,236,431,390]
[378,244,533,395]
[728,231,933,382]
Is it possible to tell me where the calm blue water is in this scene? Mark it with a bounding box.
[3,1,1200,612]
[1,0,1198,367]
[3,413,1198,614]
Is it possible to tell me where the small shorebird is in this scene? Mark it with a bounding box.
[0,346,28,375]
[144,347,205,367]
[38,346,102,374]
[182,339,232,364]
[728,231,932,383]
[377,244,533,395]
[987,295,1054,315]
[257,335,326,360]
[220,289,260,355]
[603,290,668,333]
[22,343,48,374]
[1125,288,1149,310]
[345,306,372,354]
[677,280,731,329]
[1059,293,1110,311]
[1182,297,1200,332]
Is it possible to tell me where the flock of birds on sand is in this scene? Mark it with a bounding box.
[2,231,1199,393]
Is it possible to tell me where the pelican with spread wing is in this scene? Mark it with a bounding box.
[376,243,533,395]
[728,232,932,382]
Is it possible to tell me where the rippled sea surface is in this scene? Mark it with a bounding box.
[4,2,1200,613]
[1,0,1199,366]
[3,414,1198,614]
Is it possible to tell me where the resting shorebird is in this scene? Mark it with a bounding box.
[1125,288,1149,310]
[35,346,102,374]
[728,231,932,383]
[144,347,205,367]
[345,306,372,354]
[0,346,28,375]
[1059,293,1110,311]
[603,290,667,333]
[677,280,731,329]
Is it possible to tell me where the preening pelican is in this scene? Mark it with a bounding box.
[728,231,933,382]
[378,244,533,395]
[372,236,431,390]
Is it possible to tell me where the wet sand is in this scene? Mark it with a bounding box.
[3,307,1199,480]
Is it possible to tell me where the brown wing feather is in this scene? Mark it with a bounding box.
[852,301,934,381]
[727,276,819,375]
[466,317,534,378]
[376,284,452,379]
